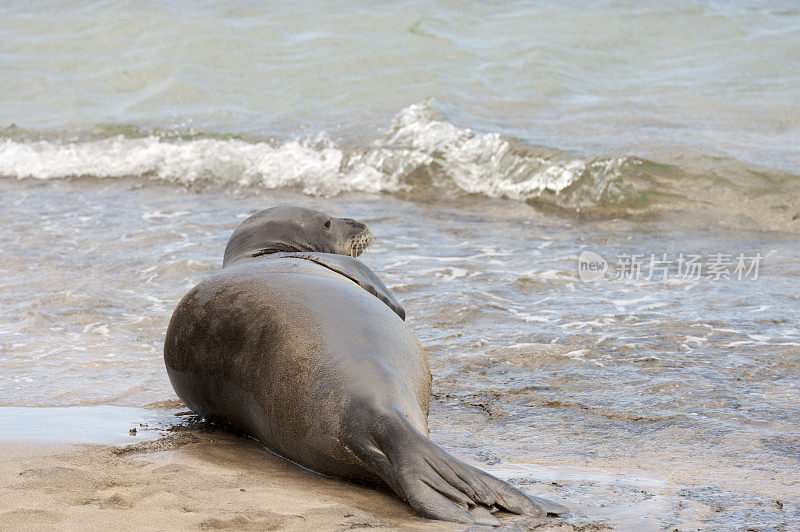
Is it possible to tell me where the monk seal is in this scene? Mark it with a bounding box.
[163,206,567,525]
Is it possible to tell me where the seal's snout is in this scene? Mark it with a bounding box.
[339,217,371,258]
[347,227,372,257]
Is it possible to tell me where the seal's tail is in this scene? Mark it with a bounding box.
[358,409,568,525]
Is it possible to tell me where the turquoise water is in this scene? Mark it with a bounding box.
[3,2,799,225]
[1,1,799,171]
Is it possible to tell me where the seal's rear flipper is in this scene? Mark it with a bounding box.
[357,409,568,525]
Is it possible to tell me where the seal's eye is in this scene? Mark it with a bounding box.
[322,219,331,231]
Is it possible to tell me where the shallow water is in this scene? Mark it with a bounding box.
[2,1,800,528]
[1,177,798,528]
[0,405,176,444]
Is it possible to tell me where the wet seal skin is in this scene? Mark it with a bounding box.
[163,206,568,525]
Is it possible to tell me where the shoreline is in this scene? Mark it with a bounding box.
[2,176,798,530]
[2,404,797,530]
[0,423,583,531]
[0,429,462,531]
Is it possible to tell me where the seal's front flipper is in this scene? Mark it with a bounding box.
[276,252,406,320]
[357,409,568,525]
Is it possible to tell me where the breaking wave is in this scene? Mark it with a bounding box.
[0,103,648,212]
[3,101,795,223]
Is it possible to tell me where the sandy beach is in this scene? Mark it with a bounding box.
[3,398,797,530]
[0,431,455,531]
[0,420,569,531]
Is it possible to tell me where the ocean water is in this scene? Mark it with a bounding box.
[1,1,800,529]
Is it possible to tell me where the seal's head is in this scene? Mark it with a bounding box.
[222,206,372,268]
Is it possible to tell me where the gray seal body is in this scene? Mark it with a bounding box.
[164,206,567,524]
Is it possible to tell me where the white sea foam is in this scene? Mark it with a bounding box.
[0,103,634,209]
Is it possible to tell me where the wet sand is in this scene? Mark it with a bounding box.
[0,431,451,531]
[2,404,798,531]
[0,427,577,532]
